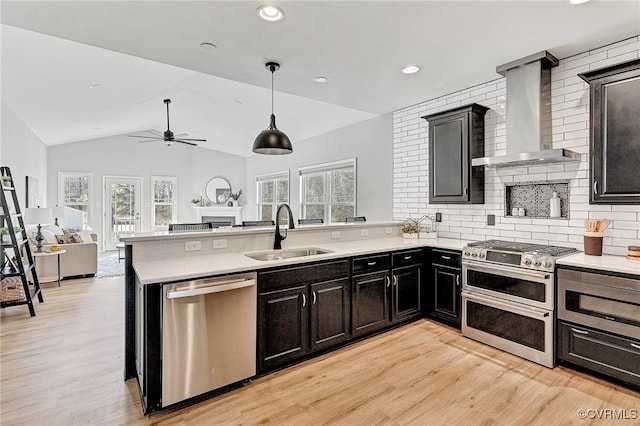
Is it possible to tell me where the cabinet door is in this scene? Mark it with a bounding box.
[581,60,640,204]
[429,115,468,203]
[432,264,461,326]
[258,286,308,372]
[310,278,350,352]
[391,265,421,323]
[351,271,391,336]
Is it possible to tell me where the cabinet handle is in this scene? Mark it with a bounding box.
[464,187,468,197]
[631,343,640,350]
[386,276,390,288]
[593,181,598,195]
[393,275,398,286]
[441,255,452,260]
[456,275,460,286]
[605,316,616,321]
[367,261,377,266]
[312,291,317,305]
[403,255,412,260]
[302,293,306,307]
[570,327,589,335]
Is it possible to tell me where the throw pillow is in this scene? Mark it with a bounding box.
[41,229,59,245]
[77,230,94,243]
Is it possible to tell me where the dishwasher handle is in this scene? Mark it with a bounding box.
[167,278,256,299]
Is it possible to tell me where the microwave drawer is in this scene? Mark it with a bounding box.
[558,321,640,387]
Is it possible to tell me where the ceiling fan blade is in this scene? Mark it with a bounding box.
[174,133,188,138]
[175,140,198,146]
[128,134,163,139]
[137,139,164,143]
[175,138,207,142]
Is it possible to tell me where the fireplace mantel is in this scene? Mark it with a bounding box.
[191,206,243,226]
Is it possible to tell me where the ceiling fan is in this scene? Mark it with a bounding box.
[127,99,206,146]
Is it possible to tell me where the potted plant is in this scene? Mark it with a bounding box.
[0,227,9,243]
[229,190,242,207]
[401,221,419,239]
[1,175,11,187]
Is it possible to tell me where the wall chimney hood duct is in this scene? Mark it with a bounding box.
[472,51,581,167]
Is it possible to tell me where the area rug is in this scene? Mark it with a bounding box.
[96,251,125,278]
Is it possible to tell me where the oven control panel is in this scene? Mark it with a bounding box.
[521,254,556,272]
[463,248,556,272]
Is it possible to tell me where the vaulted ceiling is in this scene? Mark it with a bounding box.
[2,1,639,156]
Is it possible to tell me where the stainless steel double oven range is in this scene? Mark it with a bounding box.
[461,240,578,368]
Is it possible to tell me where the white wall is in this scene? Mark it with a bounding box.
[47,134,246,244]
[393,36,640,256]
[1,100,48,207]
[245,114,393,222]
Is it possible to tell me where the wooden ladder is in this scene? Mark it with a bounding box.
[1,166,43,316]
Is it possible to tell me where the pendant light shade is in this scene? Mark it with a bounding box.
[253,62,293,155]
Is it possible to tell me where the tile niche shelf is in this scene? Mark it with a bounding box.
[505,181,569,219]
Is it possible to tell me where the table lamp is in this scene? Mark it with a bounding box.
[24,207,53,253]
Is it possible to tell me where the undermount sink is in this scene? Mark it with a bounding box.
[245,248,333,261]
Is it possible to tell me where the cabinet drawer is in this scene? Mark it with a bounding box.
[258,260,350,292]
[558,321,640,387]
[431,249,461,267]
[392,250,423,268]
[352,254,390,275]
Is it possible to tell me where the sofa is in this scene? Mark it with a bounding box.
[27,232,98,279]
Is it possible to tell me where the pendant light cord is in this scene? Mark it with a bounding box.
[271,67,274,115]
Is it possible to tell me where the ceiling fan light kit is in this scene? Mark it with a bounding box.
[127,98,206,147]
[253,62,293,155]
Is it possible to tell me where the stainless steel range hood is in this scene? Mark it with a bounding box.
[472,51,581,168]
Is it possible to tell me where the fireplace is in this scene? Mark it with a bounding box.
[203,216,235,227]
[191,206,242,226]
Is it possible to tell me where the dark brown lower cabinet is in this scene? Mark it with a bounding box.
[427,249,462,328]
[351,271,392,336]
[557,321,640,387]
[258,285,309,372]
[310,279,350,351]
[391,265,422,323]
[257,260,351,373]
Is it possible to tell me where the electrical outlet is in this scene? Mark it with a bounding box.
[360,229,369,237]
[385,227,393,235]
[487,214,496,226]
[331,231,341,239]
[185,241,201,252]
[212,239,227,249]
[435,212,442,222]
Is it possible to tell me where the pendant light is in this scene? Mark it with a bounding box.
[252,62,293,155]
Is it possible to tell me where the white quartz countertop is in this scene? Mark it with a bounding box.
[134,237,469,284]
[557,253,640,277]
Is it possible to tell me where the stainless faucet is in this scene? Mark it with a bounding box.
[274,203,295,249]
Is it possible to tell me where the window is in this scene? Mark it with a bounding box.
[58,172,91,229]
[300,159,356,224]
[256,171,289,222]
[151,176,177,228]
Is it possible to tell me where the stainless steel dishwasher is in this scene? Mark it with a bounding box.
[162,272,256,407]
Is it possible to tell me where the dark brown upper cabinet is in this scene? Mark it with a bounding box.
[422,103,489,204]
[579,59,640,204]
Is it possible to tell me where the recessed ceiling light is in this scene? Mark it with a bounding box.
[569,0,589,4]
[315,77,328,83]
[257,5,284,22]
[402,65,420,74]
[200,42,217,50]
[89,84,101,89]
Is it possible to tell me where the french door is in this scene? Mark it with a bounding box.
[104,176,142,251]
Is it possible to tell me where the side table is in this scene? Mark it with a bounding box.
[32,249,66,287]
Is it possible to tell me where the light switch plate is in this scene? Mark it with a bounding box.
[331,231,341,239]
[435,212,442,222]
[487,214,496,226]
[212,239,227,249]
[385,227,393,235]
[360,229,369,237]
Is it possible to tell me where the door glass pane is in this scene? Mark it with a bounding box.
[467,301,545,351]
[154,205,172,227]
[330,205,354,223]
[111,183,136,237]
[305,205,324,220]
[467,269,546,302]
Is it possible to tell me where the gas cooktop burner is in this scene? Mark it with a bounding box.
[463,239,579,272]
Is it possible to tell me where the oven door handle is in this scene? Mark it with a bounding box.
[463,261,550,281]
[463,291,550,319]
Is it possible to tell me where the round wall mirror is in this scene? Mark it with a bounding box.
[205,177,232,204]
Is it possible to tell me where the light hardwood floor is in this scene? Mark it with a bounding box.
[1,277,638,425]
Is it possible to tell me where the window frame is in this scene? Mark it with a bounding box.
[58,171,92,229]
[256,170,290,222]
[299,158,357,224]
[150,175,178,229]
